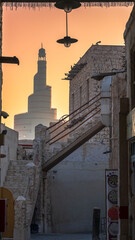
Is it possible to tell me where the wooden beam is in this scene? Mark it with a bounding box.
[119,98,129,240]
[1,0,134,2]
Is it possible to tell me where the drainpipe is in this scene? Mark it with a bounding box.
[100,76,112,168]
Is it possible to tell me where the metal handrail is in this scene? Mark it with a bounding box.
[47,93,100,131]
[50,96,101,135]
[49,109,101,145]
[46,103,101,144]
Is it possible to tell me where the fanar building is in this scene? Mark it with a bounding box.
[14,46,57,139]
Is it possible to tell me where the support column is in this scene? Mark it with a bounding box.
[14,196,30,240]
[119,98,129,240]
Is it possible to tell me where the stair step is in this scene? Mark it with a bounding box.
[7,170,26,176]
[5,175,27,181]
[9,165,28,171]
[6,187,26,198]
[5,176,27,182]
[4,180,27,188]
[5,186,26,190]
[10,160,32,166]
[3,238,13,240]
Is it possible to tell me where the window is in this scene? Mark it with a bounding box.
[87,79,89,102]
[80,86,82,107]
[72,93,74,112]
[131,50,135,109]
[131,142,135,156]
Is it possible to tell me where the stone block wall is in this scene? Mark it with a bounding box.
[124,6,135,111]
[44,142,109,233]
[40,46,127,234]
[123,6,135,240]
[32,46,127,234]
[69,45,125,113]
[69,45,125,145]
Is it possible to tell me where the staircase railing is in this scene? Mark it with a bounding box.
[46,93,101,145]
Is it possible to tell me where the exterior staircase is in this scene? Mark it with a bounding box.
[2,91,110,240]
[43,120,105,171]
[40,85,111,172]
[3,157,41,240]
[4,160,32,199]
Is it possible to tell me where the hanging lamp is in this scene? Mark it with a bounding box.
[57,12,78,47]
[55,0,81,13]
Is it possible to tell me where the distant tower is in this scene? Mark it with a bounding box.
[14,46,57,139]
[34,44,47,92]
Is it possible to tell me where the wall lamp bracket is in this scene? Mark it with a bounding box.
[0,56,19,65]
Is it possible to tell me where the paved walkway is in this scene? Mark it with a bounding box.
[31,233,92,240]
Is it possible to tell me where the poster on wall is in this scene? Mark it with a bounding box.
[105,170,118,240]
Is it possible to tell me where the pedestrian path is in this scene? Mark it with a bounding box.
[31,233,92,240]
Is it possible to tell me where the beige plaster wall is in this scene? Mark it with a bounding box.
[1,124,18,186]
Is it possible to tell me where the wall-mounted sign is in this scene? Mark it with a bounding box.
[105,170,118,240]
[108,190,118,204]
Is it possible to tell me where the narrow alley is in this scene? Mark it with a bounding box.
[31,233,92,240]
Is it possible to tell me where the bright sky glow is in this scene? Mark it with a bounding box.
[2,4,133,128]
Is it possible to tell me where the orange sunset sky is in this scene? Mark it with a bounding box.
[2,4,133,129]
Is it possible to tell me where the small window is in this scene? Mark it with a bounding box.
[72,93,74,112]
[131,142,135,156]
[87,79,89,102]
[131,50,135,109]
[80,86,82,107]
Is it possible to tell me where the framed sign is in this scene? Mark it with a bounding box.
[105,170,118,240]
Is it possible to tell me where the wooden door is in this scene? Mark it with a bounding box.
[0,187,14,238]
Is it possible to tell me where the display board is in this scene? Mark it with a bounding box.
[105,170,118,240]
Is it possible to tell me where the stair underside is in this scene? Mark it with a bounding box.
[43,120,105,172]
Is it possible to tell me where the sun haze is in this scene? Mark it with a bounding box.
[2,4,132,128]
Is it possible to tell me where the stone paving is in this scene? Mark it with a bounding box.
[31,233,92,240]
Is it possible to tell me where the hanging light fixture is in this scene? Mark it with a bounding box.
[57,12,78,47]
[55,0,81,13]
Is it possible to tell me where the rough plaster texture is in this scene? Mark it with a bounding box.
[0,124,18,186]
[2,125,42,240]
[69,45,125,146]
[32,45,126,234]
[111,72,127,169]
[0,42,127,238]
[45,143,108,233]
[123,6,135,240]
[124,6,135,111]
[69,45,125,114]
